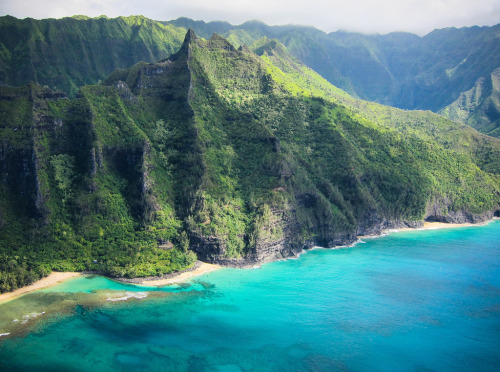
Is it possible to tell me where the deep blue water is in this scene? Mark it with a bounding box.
[1,221,499,371]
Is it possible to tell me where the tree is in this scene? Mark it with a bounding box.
[50,154,76,204]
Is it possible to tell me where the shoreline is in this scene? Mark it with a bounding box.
[133,262,221,287]
[0,263,221,305]
[357,220,494,240]
[0,272,81,304]
[1,219,497,304]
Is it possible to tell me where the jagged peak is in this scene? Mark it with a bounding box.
[169,29,198,60]
[208,33,236,51]
[183,29,198,45]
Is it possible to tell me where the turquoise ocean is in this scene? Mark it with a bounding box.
[0,221,499,371]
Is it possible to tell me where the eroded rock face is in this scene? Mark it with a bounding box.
[425,198,495,224]
[0,29,499,280]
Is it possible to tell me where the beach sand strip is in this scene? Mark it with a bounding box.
[0,272,81,304]
[135,263,221,287]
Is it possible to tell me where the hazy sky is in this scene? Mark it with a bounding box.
[1,0,499,35]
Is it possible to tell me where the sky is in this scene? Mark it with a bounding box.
[1,0,499,35]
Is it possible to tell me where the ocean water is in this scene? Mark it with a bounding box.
[0,221,499,371]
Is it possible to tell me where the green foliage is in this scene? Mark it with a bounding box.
[0,29,499,294]
[166,18,500,137]
[2,15,498,136]
[0,15,186,97]
[50,154,75,203]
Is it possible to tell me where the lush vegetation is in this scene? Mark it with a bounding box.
[0,30,499,293]
[0,15,186,97]
[0,80,197,293]
[167,18,500,137]
[1,15,498,136]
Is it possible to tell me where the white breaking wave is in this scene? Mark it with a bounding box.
[106,291,148,302]
[21,312,45,324]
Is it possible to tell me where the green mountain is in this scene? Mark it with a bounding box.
[166,19,500,137]
[1,15,498,137]
[1,30,499,292]
[439,67,500,138]
[0,15,186,97]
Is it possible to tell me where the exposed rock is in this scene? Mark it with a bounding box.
[425,197,496,224]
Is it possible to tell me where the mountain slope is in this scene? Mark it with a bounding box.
[439,67,500,138]
[103,31,500,262]
[1,15,498,136]
[166,18,500,137]
[0,15,186,96]
[1,30,499,293]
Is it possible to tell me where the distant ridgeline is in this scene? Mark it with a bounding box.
[0,27,500,293]
[166,18,500,138]
[1,15,499,137]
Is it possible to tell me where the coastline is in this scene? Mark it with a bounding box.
[1,219,497,303]
[421,221,480,229]
[0,263,221,305]
[134,262,221,287]
[357,220,494,240]
[0,272,81,304]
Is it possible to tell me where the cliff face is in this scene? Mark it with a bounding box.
[0,15,186,97]
[425,197,496,224]
[439,67,500,138]
[1,16,499,137]
[107,31,499,266]
[1,30,499,285]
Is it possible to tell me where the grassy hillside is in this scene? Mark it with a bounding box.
[167,18,500,137]
[1,15,498,136]
[0,15,186,96]
[0,30,499,293]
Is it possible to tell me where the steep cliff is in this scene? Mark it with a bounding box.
[167,18,500,137]
[0,15,186,97]
[104,31,500,265]
[1,30,499,291]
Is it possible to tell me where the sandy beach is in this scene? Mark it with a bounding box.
[1,220,495,302]
[135,262,221,287]
[357,220,491,240]
[0,272,81,304]
[0,263,221,304]
[398,221,477,232]
[421,221,477,229]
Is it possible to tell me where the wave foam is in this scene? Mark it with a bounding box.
[21,312,45,324]
[106,291,148,302]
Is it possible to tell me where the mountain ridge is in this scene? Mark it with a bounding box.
[1,15,499,136]
[0,29,499,293]
[166,18,500,137]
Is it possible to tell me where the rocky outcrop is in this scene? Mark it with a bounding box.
[425,197,497,224]
[190,197,499,267]
[356,209,423,236]
[190,232,230,264]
